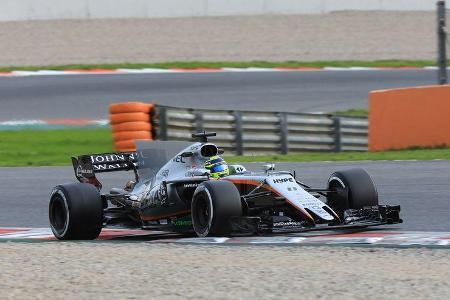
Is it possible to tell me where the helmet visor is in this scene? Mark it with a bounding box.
[210,164,227,173]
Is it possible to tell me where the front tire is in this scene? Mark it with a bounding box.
[327,168,378,216]
[49,183,103,240]
[191,181,242,237]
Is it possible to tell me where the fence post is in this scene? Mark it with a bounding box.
[279,112,288,154]
[158,106,168,141]
[437,0,447,85]
[333,116,342,152]
[194,111,204,133]
[233,111,243,155]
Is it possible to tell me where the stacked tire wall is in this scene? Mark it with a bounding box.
[109,102,153,152]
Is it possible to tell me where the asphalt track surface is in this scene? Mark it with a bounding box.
[0,69,438,120]
[1,160,449,231]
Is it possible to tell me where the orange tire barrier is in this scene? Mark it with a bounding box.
[110,112,149,125]
[369,85,450,151]
[109,102,153,114]
[109,102,154,152]
[113,131,152,142]
[114,140,137,150]
[118,149,136,153]
[111,121,152,133]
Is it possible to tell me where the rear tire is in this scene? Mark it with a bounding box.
[49,183,103,240]
[191,181,242,237]
[327,168,378,215]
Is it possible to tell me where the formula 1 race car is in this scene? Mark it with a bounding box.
[48,132,402,240]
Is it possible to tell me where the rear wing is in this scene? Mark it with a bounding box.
[72,152,138,189]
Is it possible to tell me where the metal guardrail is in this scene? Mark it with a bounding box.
[152,105,368,154]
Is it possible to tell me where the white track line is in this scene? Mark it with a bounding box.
[0,66,440,78]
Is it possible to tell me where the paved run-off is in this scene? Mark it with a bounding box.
[0,242,448,299]
[0,11,442,66]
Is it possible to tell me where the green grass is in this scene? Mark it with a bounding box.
[0,59,441,72]
[0,129,113,167]
[0,129,449,167]
[335,109,368,117]
[225,148,450,164]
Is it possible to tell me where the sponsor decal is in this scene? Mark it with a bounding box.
[76,165,94,177]
[90,153,136,164]
[156,183,168,206]
[183,183,200,188]
[160,169,169,177]
[173,155,186,163]
[185,171,195,177]
[141,183,168,208]
[273,177,294,184]
[93,163,128,171]
[157,169,170,180]
[234,166,245,173]
[273,221,304,227]
[172,220,193,226]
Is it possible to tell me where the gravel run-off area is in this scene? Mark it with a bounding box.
[0,11,443,66]
[0,242,449,299]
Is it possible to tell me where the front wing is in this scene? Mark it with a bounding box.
[230,205,402,235]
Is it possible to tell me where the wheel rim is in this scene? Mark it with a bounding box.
[328,179,341,204]
[327,176,350,216]
[193,194,211,235]
[49,193,68,235]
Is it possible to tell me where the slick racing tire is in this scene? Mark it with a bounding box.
[49,183,103,240]
[191,181,242,237]
[327,168,378,215]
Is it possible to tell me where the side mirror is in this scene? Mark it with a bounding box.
[263,164,275,172]
[181,151,194,157]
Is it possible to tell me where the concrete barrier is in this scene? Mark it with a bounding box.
[0,0,447,21]
[369,85,450,151]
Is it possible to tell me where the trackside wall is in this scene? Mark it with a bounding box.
[0,0,448,21]
[369,85,450,151]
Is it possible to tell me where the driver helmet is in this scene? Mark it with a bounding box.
[205,156,229,179]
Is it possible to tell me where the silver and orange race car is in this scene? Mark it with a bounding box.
[48,132,402,240]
